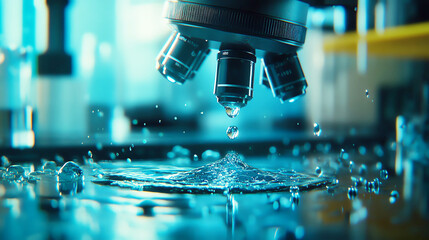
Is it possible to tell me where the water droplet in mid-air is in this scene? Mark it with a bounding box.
[225,106,240,118]
[380,169,388,180]
[349,161,355,173]
[389,190,399,204]
[226,126,239,140]
[315,166,323,176]
[313,123,321,136]
[348,186,358,199]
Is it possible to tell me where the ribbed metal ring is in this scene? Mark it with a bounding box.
[165,1,307,45]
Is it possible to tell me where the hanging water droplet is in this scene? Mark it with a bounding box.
[225,106,240,118]
[313,123,321,136]
[226,126,239,140]
[193,154,199,161]
[389,190,399,204]
[87,151,93,158]
[380,169,388,180]
[347,186,358,199]
[315,166,323,176]
[365,89,369,98]
[290,186,299,193]
[291,192,300,205]
[126,158,132,163]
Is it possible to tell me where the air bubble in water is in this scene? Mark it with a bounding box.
[315,166,323,176]
[365,89,369,98]
[226,126,239,140]
[380,169,388,180]
[313,123,321,136]
[225,106,240,118]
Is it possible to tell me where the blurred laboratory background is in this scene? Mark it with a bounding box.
[0,0,429,239]
[0,0,427,148]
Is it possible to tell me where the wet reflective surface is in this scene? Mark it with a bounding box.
[0,147,427,240]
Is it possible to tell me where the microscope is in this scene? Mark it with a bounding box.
[156,0,312,117]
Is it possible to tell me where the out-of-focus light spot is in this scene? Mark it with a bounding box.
[166,76,176,83]
[309,8,325,28]
[0,52,5,64]
[111,107,131,143]
[120,3,170,42]
[80,33,96,74]
[99,42,112,59]
[333,6,346,34]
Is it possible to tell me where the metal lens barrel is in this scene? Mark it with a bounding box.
[156,32,209,84]
[263,52,308,103]
[214,48,256,108]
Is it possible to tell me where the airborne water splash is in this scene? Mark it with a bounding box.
[94,152,332,193]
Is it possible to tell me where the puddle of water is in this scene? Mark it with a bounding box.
[94,152,333,193]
